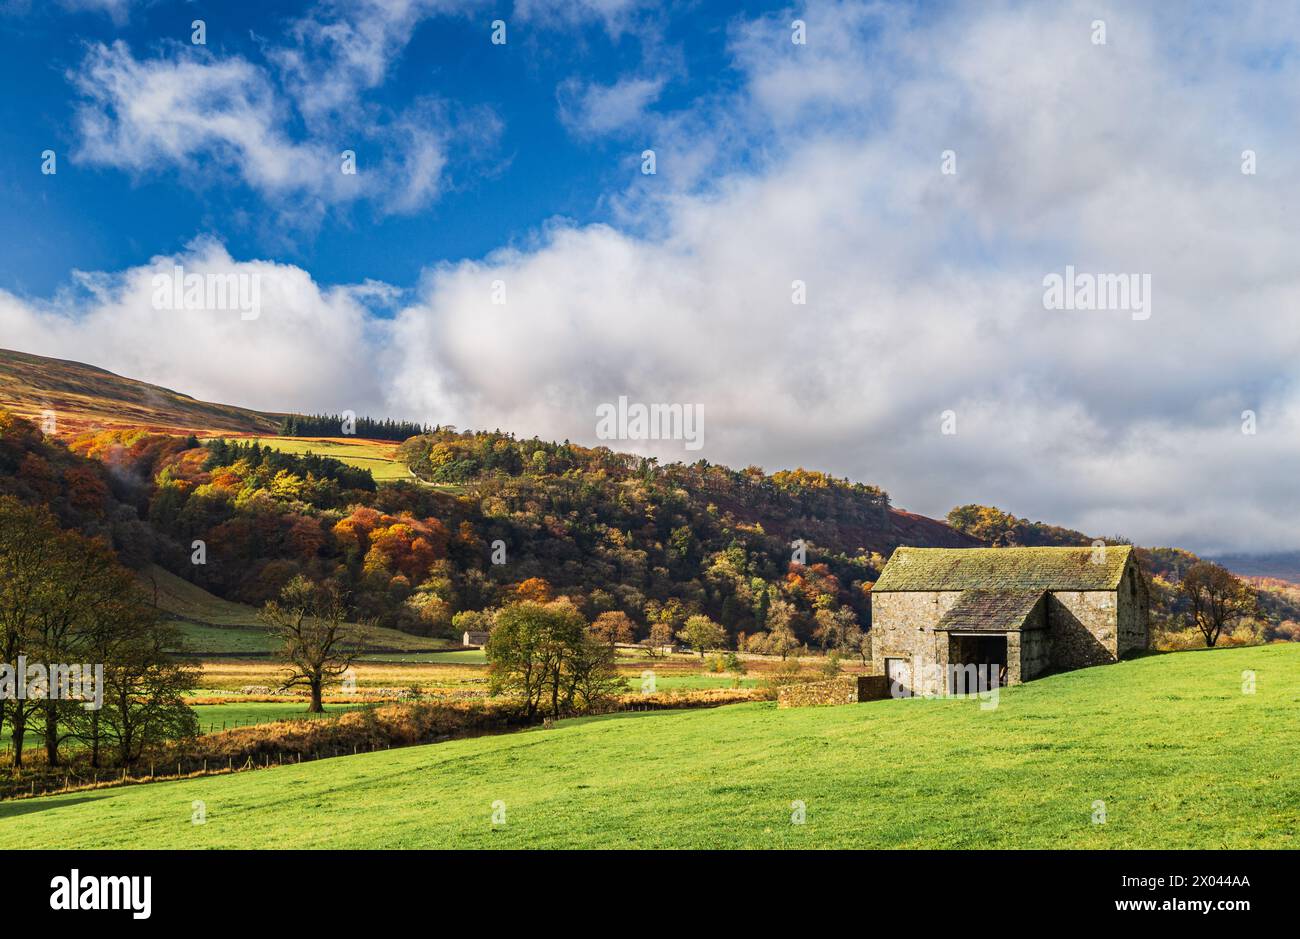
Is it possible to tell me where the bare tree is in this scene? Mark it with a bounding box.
[260,577,360,712]
[1180,562,1256,648]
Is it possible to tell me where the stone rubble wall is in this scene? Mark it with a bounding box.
[777,675,891,708]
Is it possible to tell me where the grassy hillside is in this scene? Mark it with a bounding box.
[142,565,449,655]
[0,348,281,436]
[4,644,1294,848]
[230,436,413,482]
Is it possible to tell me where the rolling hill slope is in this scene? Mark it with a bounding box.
[141,564,449,655]
[4,644,1294,848]
[0,348,281,436]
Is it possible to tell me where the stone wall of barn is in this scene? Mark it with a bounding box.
[869,590,962,695]
[1046,591,1119,668]
[1019,625,1051,680]
[1115,562,1150,657]
[871,580,1142,688]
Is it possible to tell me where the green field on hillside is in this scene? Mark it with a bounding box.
[3,645,1295,849]
[143,565,448,655]
[237,436,413,481]
[232,436,469,492]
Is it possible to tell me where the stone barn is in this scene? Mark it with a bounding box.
[869,545,1148,695]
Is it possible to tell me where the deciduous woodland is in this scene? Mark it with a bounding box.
[2,412,1295,655]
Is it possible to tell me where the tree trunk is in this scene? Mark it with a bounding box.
[44,701,59,767]
[90,709,100,768]
[11,705,26,767]
[309,678,324,713]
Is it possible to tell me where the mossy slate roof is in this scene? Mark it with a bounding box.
[873,545,1132,592]
[935,589,1046,632]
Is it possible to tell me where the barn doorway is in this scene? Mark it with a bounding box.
[884,657,911,697]
[948,634,1008,692]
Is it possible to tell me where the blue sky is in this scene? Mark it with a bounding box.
[0,0,772,297]
[4,0,1300,553]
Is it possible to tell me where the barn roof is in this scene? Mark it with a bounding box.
[934,589,1046,632]
[872,545,1132,592]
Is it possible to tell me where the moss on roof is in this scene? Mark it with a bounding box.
[872,545,1132,592]
[934,589,1046,632]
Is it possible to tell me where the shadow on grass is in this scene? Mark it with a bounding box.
[0,794,108,820]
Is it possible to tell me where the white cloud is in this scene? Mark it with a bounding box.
[69,25,486,220]
[377,0,1300,553]
[558,76,665,137]
[0,239,387,415]
[272,0,481,128]
[57,0,136,23]
[514,0,655,40]
[72,42,352,203]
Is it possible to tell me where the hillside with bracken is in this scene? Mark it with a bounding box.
[0,348,281,436]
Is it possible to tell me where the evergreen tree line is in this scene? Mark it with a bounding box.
[278,413,430,442]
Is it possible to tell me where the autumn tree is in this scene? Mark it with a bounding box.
[0,496,197,766]
[0,496,59,767]
[486,600,619,718]
[515,577,553,604]
[261,576,360,712]
[590,610,636,647]
[812,606,858,651]
[677,614,727,659]
[89,624,199,766]
[840,623,871,665]
[1180,562,1255,648]
[641,622,675,658]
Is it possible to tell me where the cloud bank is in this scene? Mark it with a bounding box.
[10,0,1300,554]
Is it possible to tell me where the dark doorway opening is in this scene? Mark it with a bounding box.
[948,634,1008,692]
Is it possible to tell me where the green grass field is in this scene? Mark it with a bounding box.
[3,644,1295,849]
[238,436,413,481]
[189,701,370,734]
[354,650,486,664]
[234,436,469,492]
[2,701,367,749]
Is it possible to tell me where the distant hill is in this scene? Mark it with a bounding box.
[1212,552,1300,584]
[0,348,281,436]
